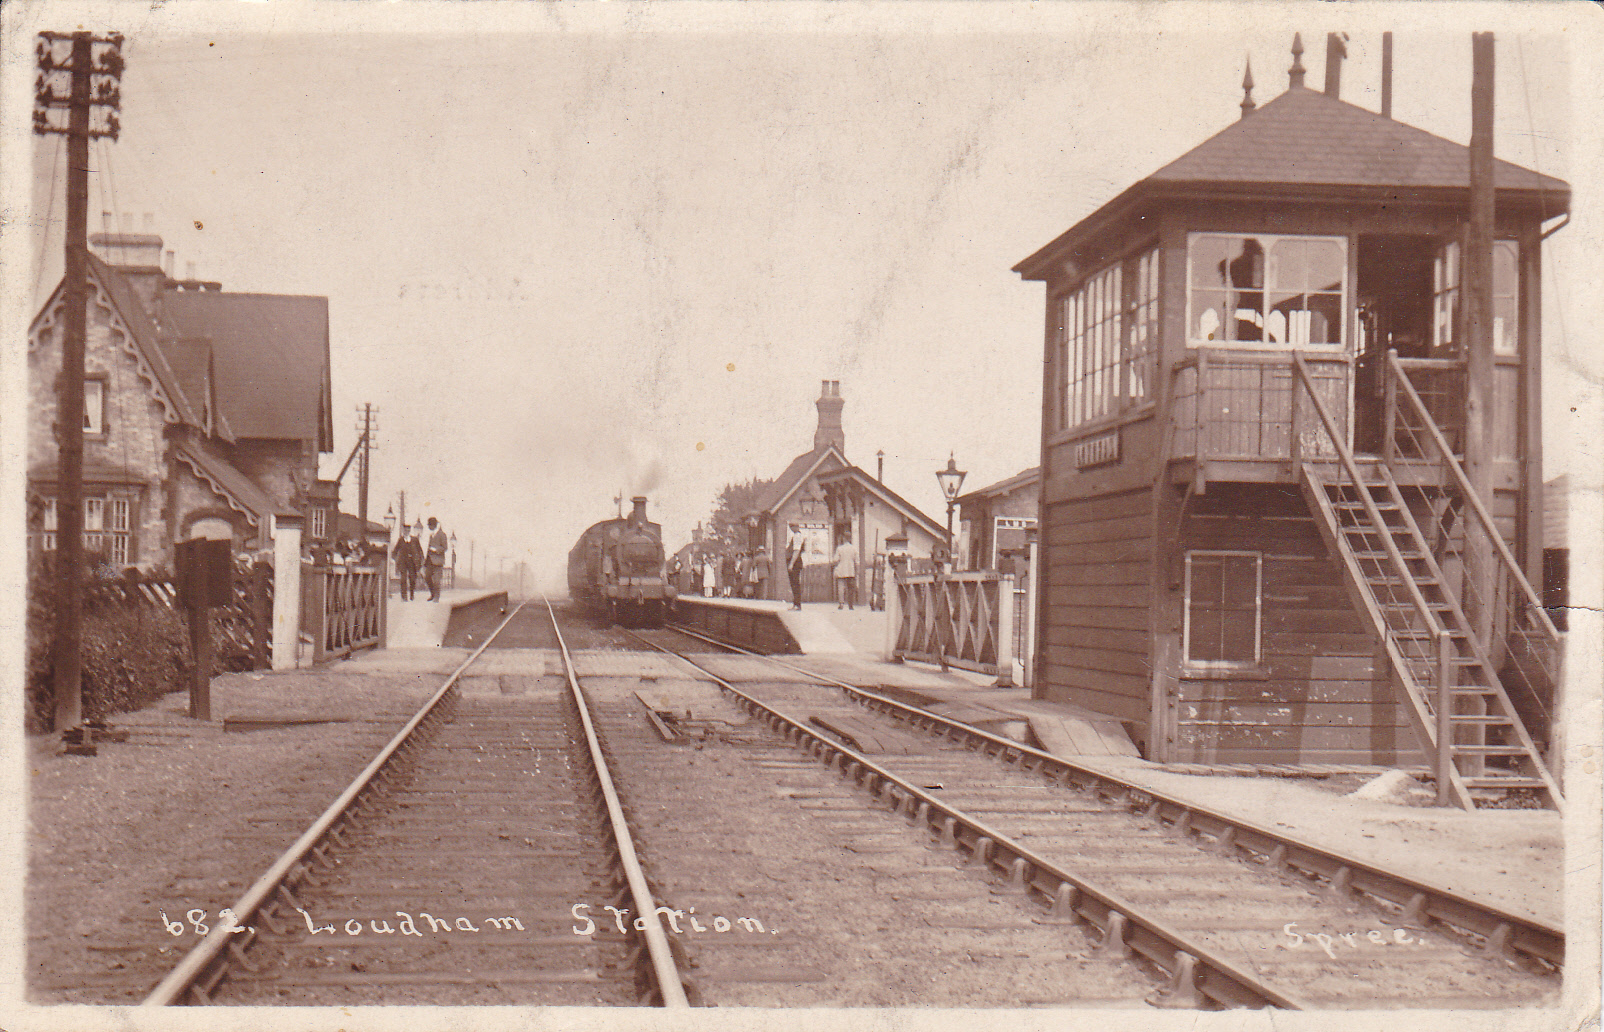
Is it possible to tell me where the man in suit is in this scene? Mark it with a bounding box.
[394,524,423,600]
[423,517,449,602]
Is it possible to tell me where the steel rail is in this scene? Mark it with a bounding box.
[660,621,1564,970]
[630,630,1305,1010]
[144,600,528,1005]
[544,599,690,1008]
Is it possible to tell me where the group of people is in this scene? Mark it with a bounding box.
[391,517,450,602]
[783,527,858,611]
[675,548,772,600]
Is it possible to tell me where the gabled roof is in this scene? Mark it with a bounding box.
[160,290,333,449]
[957,466,1040,505]
[1016,85,1571,279]
[752,444,848,516]
[814,465,947,542]
[164,337,235,442]
[173,439,282,525]
[72,255,204,427]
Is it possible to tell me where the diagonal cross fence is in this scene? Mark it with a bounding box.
[889,569,1015,686]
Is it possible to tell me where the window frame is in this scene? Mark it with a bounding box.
[35,492,133,566]
[83,376,108,435]
[1185,232,1348,352]
[1054,244,1160,434]
[1433,238,1519,357]
[1182,549,1263,671]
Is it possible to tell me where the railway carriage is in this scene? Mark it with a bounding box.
[567,496,676,627]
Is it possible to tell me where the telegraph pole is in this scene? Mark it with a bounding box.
[35,30,124,741]
[1463,32,1496,644]
[356,403,376,523]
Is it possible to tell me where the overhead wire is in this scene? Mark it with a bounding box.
[34,134,64,303]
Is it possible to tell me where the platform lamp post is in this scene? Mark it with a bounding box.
[933,453,966,672]
[383,506,397,596]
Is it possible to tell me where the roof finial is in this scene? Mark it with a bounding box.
[1240,57,1256,118]
[1289,32,1306,89]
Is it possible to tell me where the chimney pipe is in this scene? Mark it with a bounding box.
[1381,32,1393,118]
[1324,32,1348,98]
[101,210,113,234]
[186,261,196,280]
[163,250,174,276]
[631,496,649,524]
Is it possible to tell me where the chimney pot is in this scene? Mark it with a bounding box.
[1381,32,1394,118]
[186,261,196,280]
[1324,32,1348,98]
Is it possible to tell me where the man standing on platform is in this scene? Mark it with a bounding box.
[833,531,858,611]
[394,523,423,601]
[424,517,449,602]
[786,529,805,610]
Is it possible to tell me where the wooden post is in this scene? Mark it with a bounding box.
[251,560,272,669]
[1023,539,1040,690]
[1382,348,1400,465]
[188,604,212,722]
[1435,630,1454,806]
[270,515,304,670]
[1462,32,1497,646]
[994,572,1015,687]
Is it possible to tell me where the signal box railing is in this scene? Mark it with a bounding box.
[1381,350,1560,740]
[1169,348,1349,466]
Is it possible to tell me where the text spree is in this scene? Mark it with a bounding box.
[159,908,527,938]
[1282,922,1423,958]
[571,903,779,936]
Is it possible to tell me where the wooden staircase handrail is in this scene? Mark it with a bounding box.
[1292,353,1446,640]
[1384,350,1560,641]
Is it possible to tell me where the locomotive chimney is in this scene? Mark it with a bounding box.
[814,379,845,453]
[631,496,649,524]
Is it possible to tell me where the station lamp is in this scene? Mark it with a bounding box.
[936,452,967,547]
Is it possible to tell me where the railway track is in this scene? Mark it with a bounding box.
[639,622,1564,1010]
[143,601,687,1006]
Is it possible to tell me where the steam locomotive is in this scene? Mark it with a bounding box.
[567,496,676,627]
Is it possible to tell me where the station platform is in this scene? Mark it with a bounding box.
[385,588,506,648]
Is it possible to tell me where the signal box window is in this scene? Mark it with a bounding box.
[1184,550,1261,667]
[1188,234,1346,349]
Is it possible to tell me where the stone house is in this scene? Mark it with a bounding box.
[27,230,333,571]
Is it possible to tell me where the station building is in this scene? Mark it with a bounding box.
[1012,36,1564,807]
[748,381,944,603]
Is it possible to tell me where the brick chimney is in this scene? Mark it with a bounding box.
[814,380,845,453]
[89,213,165,319]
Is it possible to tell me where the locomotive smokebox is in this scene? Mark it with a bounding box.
[631,496,649,523]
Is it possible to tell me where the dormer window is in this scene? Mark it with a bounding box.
[1188,233,1346,349]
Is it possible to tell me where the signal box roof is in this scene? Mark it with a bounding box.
[1016,84,1570,280]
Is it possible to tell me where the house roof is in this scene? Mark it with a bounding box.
[957,466,1040,506]
[1016,84,1571,279]
[814,465,947,541]
[173,440,282,525]
[752,444,848,516]
[77,254,204,427]
[159,290,333,449]
[163,337,236,442]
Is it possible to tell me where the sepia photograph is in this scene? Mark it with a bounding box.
[2,1,1599,1029]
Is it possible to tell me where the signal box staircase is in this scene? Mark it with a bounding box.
[1290,353,1561,811]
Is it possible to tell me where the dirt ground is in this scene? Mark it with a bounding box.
[25,669,439,1003]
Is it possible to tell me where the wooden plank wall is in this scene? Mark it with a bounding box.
[1174,485,1425,766]
[1040,487,1153,726]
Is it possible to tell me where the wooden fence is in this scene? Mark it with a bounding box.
[890,569,1015,684]
[82,561,274,671]
[300,563,386,664]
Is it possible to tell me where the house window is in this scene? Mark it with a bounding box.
[1433,240,1519,356]
[38,495,132,566]
[1057,246,1159,431]
[1188,234,1346,349]
[1184,550,1261,668]
[311,507,328,540]
[84,378,107,434]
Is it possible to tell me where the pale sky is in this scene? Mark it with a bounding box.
[6,1,1599,593]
